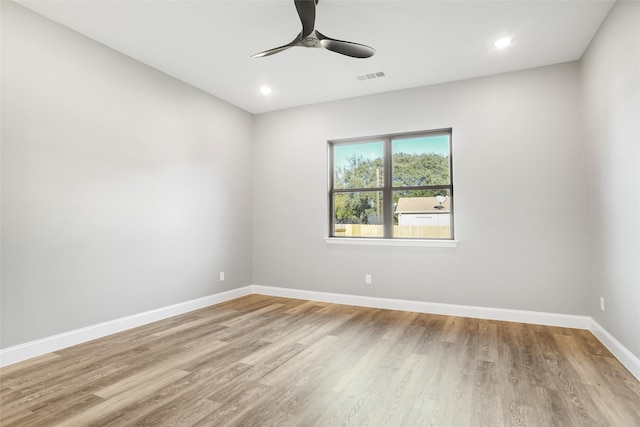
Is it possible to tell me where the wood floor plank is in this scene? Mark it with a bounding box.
[1,294,639,427]
[194,382,272,426]
[93,340,227,399]
[96,365,236,427]
[53,369,190,426]
[4,392,104,427]
[380,352,436,426]
[1,361,128,418]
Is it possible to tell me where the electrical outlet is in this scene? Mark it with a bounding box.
[220,272,225,282]
[365,274,372,284]
[600,297,605,312]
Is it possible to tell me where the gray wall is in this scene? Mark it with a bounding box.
[252,62,589,315]
[1,2,253,347]
[581,1,640,358]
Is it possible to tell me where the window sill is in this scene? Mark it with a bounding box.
[324,238,458,248]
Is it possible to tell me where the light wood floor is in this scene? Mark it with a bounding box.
[1,295,639,426]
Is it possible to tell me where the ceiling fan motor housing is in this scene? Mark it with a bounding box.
[301,35,320,48]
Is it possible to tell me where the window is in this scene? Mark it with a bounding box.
[329,129,453,240]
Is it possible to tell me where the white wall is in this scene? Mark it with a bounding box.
[252,62,589,315]
[1,2,253,348]
[581,1,640,358]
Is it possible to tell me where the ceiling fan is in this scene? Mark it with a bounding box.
[252,0,375,59]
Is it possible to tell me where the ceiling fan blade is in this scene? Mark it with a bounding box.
[317,31,375,58]
[251,33,302,58]
[294,0,316,37]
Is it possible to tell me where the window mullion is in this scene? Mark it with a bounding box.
[383,138,393,238]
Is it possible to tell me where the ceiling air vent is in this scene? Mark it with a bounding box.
[356,71,386,81]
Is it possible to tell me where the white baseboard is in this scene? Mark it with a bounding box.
[3,284,638,383]
[589,319,640,381]
[250,285,591,329]
[0,286,252,368]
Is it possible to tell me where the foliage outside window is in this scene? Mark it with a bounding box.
[329,129,453,239]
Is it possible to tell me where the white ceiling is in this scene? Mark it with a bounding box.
[18,0,614,114]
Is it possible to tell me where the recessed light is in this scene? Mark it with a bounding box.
[260,86,272,95]
[494,37,512,48]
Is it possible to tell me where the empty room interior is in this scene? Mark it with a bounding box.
[1,0,639,425]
